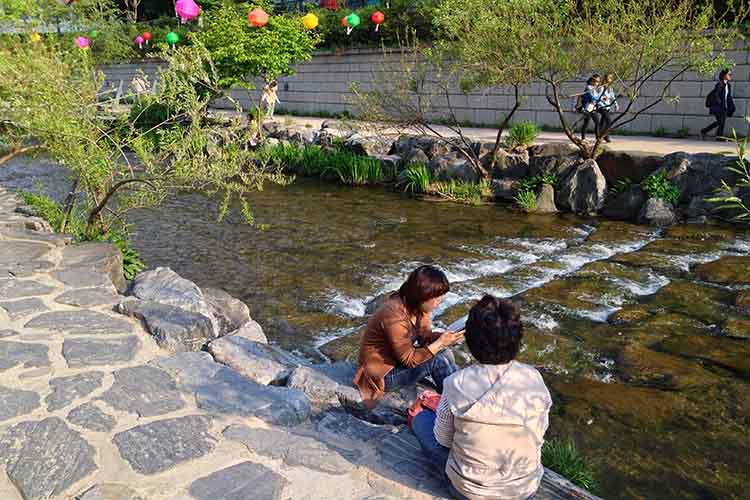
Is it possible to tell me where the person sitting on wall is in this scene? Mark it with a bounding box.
[353,265,464,408]
[410,295,553,500]
[701,68,736,141]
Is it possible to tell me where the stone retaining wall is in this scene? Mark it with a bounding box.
[102,41,750,137]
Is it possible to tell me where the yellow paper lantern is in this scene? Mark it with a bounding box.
[302,13,319,30]
[30,33,42,43]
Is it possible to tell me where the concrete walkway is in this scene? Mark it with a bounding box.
[274,115,747,157]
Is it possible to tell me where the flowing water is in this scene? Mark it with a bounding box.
[128,179,750,500]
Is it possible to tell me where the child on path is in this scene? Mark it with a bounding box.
[261,80,280,120]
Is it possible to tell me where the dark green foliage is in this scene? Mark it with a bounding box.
[398,162,432,193]
[642,171,680,204]
[514,173,556,210]
[542,439,598,492]
[19,192,146,280]
[609,177,633,194]
[430,179,491,205]
[706,129,750,222]
[513,188,537,211]
[128,96,178,133]
[260,143,382,185]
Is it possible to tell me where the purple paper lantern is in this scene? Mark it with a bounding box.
[75,36,89,49]
[134,35,144,49]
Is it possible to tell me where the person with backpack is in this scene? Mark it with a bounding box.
[580,74,603,141]
[701,69,736,141]
[597,74,619,143]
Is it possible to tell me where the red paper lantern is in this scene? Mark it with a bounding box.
[247,8,269,28]
[142,31,152,41]
[371,11,384,31]
[341,16,349,28]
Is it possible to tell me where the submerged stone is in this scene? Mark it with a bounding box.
[693,256,750,285]
[644,280,735,324]
[617,344,720,390]
[657,335,750,375]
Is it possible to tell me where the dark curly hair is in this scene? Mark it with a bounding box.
[465,295,523,365]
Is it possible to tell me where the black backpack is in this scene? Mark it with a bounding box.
[705,88,717,108]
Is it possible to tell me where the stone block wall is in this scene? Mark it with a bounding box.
[102,41,750,137]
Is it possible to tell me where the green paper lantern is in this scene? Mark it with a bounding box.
[89,30,98,39]
[346,13,361,28]
[165,31,180,46]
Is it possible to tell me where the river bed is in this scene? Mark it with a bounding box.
[124,179,748,499]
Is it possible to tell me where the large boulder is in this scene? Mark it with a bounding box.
[370,154,403,182]
[414,136,452,160]
[638,198,676,227]
[429,153,479,183]
[128,267,219,337]
[656,152,739,205]
[602,185,647,221]
[116,299,215,352]
[596,150,662,185]
[391,135,451,161]
[532,184,558,214]
[404,147,430,166]
[207,335,303,385]
[528,142,580,158]
[201,287,250,336]
[286,362,357,408]
[344,133,393,157]
[491,179,519,202]
[529,152,582,181]
[229,319,268,344]
[313,128,349,148]
[555,159,607,214]
[490,149,530,180]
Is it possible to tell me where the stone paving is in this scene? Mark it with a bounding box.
[0,185,595,500]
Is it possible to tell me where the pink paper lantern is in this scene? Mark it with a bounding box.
[175,0,200,24]
[247,8,269,28]
[134,35,144,49]
[75,36,89,49]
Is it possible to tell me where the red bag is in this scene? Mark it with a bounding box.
[407,390,442,427]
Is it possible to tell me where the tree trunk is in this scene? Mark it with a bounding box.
[60,177,79,233]
[491,85,522,160]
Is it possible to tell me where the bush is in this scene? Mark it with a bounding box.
[19,192,146,280]
[398,162,431,193]
[609,177,633,195]
[542,439,598,493]
[642,171,680,204]
[129,95,178,133]
[513,173,556,211]
[505,121,540,151]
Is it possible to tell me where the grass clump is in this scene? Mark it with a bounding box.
[542,438,598,492]
[513,189,538,211]
[506,121,540,151]
[642,170,680,204]
[430,179,491,205]
[19,192,146,280]
[513,173,557,211]
[398,162,432,194]
[260,143,382,185]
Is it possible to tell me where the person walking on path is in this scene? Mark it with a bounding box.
[261,80,280,120]
[597,74,618,143]
[701,68,736,141]
[580,74,603,141]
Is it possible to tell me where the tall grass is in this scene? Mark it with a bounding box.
[398,162,432,193]
[542,439,598,492]
[506,121,540,150]
[260,143,382,185]
[431,179,492,205]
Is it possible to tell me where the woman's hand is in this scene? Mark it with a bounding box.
[436,329,465,349]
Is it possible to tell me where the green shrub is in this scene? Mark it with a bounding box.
[129,96,178,133]
[609,177,633,195]
[19,192,145,280]
[542,439,598,493]
[642,171,680,204]
[513,188,537,211]
[398,162,432,193]
[506,121,540,151]
[706,129,750,222]
[323,153,383,185]
[653,127,667,137]
[517,174,558,193]
[430,179,491,205]
[260,143,381,185]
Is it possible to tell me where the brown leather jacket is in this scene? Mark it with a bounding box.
[353,295,438,406]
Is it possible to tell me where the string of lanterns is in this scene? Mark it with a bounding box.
[70,3,386,50]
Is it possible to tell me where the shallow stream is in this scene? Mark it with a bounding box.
[128,179,750,500]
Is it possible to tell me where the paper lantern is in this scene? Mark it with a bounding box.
[134,35,144,49]
[247,8,269,28]
[89,30,98,39]
[302,13,319,30]
[344,13,360,35]
[165,31,180,50]
[75,36,89,49]
[142,31,152,45]
[175,0,200,24]
[371,11,384,32]
[30,33,42,43]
